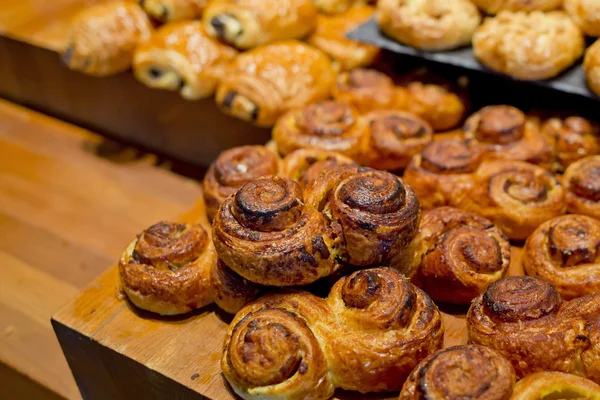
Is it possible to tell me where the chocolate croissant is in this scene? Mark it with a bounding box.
[399,345,516,400]
[511,372,600,400]
[215,41,335,127]
[222,267,444,399]
[133,22,237,100]
[203,0,317,49]
[281,148,355,189]
[563,156,600,220]
[140,0,206,23]
[62,2,153,76]
[541,116,600,172]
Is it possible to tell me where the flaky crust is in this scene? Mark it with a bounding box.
[563,155,600,219]
[523,215,600,300]
[399,345,516,400]
[473,11,585,80]
[222,267,443,399]
[62,2,153,76]
[376,0,481,51]
[565,0,600,37]
[585,39,600,97]
[202,0,317,49]
[542,116,600,172]
[215,41,335,127]
[281,148,355,189]
[133,22,237,100]
[202,145,281,221]
[141,0,207,23]
[471,0,562,14]
[211,259,263,314]
[405,82,467,131]
[511,372,600,400]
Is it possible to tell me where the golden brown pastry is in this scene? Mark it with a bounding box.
[511,372,600,400]
[202,145,281,221]
[307,6,380,71]
[281,148,355,188]
[211,259,264,314]
[399,345,516,400]
[470,0,562,14]
[403,139,483,209]
[565,0,600,37]
[133,22,237,100]
[62,2,153,76]
[202,0,317,49]
[222,267,444,399]
[314,0,367,14]
[462,105,552,169]
[140,0,207,23]
[215,41,335,127]
[542,116,600,172]
[304,165,421,266]
[272,101,370,161]
[405,82,467,131]
[363,110,434,171]
[473,11,585,81]
[452,160,566,240]
[376,0,481,51]
[585,39,600,97]
[523,215,600,300]
[563,156,600,219]
[406,207,510,304]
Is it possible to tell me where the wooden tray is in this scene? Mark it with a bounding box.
[52,202,526,400]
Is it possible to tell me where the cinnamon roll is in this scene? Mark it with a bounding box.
[454,160,566,240]
[202,0,317,49]
[281,148,355,189]
[273,101,369,161]
[133,22,237,100]
[363,110,434,171]
[399,345,516,400]
[62,2,153,76]
[405,82,467,131]
[140,0,206,23]
[215,41,335,127]
[210,259,264,314]
[202,145,281,221]
[462,105,552,169]
[563,156,600,219]
[542,116,600,172]
[403,139,483,210]
[523,215,600,300]
[511,372,600,400]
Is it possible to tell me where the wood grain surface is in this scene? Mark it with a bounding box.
[0,98,203,399]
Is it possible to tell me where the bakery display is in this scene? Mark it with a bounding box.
[470,0,562,14]
[585,39,600,96]
[221,267,444,398]
[133,22,237,100]
[541,116,600,171]
[399,345,516,400]
[563,155,600,219]
[62,2,153,76]
[202,0,317,49]
[140,0,206,23]
[511,372,600,400]
[281,148,355,189]
[565,0,600,37]
[215,41,335,127]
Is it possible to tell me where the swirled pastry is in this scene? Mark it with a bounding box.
[404,139,483,209]
[211,259,264,314]
[308,6,380,71]
[399,345,516,400]
[304,165,421,267]
[470,0,562,14]
[222,267,443,399]
[273,101,369,161]
[215,41,335,127]
[452,160,566,240]
[585,40,600,97]
[133,22,237,100]
[281,148,355,188]
[202,0,317,49]
[363,110,434,171]
[202,145,281,221]
[542,116,600,172]
[523,215,600,300]
[62,2,153,76]
[563,156,600,219]
[511,372,600,400]
[473,11,585,80]
[565,0,600,37]
[376,0,481,51]
[405,82,467,131]
[140,0,207,23]
[314,0,367,14]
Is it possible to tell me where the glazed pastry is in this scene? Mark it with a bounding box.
[405,82,467,131]
[470,0,562,14]
[307,6,380,71]
[403,139,483,209]
[314,0,367,14]
[563,156,600,219]
[133,22,237,100]
[523,215,600,300]
[202,145,280,221]
[272,101,370,161]
[542,116,600,172]
[363,110,434,171]
[62,2,153,76]
[202,0,317,49]
[453,160,566,240]
[462,105,552,169]
[406,207,510,304]
[565,0,600,37]
[376,0,481,51]
[215,41,335,127]
[304,165,421,266]
[140,0,206,23]
[222,267,444,399]
[473,11,585,80]
[211,259,264,314]
[399,345,516,400]
[585,39,600,97]
[511,372,600,400]
[281,148,355,188]
[332,69,407,114]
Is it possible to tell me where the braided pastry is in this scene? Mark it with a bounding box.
[563,156,600,219]
[542,116,600,172]
[281,148,355,189]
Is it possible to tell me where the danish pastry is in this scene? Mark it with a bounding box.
[542,116,600,171]
[140,0,207,23]
[563,155,600,219]
[281,148,355,188]
[585,39,600,97]
[511,372,600,400]
[565,0,600,37]
[470,0,562,14]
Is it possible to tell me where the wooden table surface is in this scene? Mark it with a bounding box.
[0,98,203,399]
